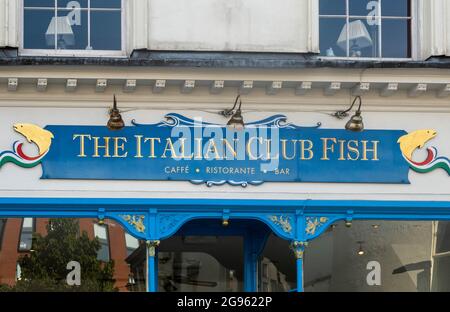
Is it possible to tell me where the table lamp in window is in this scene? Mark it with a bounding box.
[45,16,74,49]
[336,20,372,57]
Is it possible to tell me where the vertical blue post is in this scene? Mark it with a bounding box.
[296,256,304,292]
[290,241,306,292]
[146,209,159,292]
[146,240,160,292]
[293,209,307,292]
[243,235,258,292]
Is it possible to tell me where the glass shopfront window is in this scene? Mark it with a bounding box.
[22,0,123,55]
[259,234,296,292]
[0,218,144,292]
[4,217,450,292]
[304,220,440,292]
[157,236,244,292]
[319,0,411,58]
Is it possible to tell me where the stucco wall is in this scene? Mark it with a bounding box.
[145,0,313,52]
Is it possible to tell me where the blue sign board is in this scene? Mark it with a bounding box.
[37,114,410,186]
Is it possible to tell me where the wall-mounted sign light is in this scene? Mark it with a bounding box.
[219,95,245,130]
[107,95,125,130]
[334,95,364,132]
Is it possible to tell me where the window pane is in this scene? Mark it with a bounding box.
[94,223,107,239]
[24,0,55,8]
[94,223,110,262]
[57,0,88,8]
[158,231,243,292]
[382,18,410,58]
[18,218,34,251]
[125,233,139,256]
[319,18,347,57]
[432,256,450,291]
[24,9,56,49]
[381,0,410,17]
[435,222,450,254]
[55,9,88,50]
[22,218,33,228]
[348,18,379,57]
[0,218,142,291]
[91,0,121,9]
[90,11,121,50]
[125,233,139,248]
[349,0,380,17]
[259,234,295,292]
[319,0,346,15]
[304,221,433,292]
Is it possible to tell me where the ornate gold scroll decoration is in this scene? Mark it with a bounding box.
[269,215,292,234]
[305,217,329,236]
[120,215,146,233]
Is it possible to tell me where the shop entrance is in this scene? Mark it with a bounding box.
[126,219,283,292]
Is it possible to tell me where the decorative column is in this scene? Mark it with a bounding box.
[146,240,160,292]
[290,241,308,292]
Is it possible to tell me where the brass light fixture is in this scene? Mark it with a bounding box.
[107,95,125,130]
[334,95,364,132]
[219,95,245,130]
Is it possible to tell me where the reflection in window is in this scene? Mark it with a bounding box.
[304,221,434,292]
[259,234,296,292]
[18,218,35,251]
[15,263,22,281]
[0,218,141,291]
[0,219,6,250]
[23,0,122,52]
[319,0,411,58]
[155,235,243,292]
[432,221,450,291]
[94,223,110,262]
[125,232,139,257]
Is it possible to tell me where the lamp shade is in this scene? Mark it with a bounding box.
[45,16,74,47]
[336,20,372,51]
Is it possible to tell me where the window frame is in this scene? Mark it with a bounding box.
[19,0,126,58]
[318,0,417,61]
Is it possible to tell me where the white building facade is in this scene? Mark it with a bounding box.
[0,0,450,292]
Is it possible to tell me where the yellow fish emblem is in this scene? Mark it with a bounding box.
[13,123,54,155]
[397,129,437,160]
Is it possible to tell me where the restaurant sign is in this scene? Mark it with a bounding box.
[1,114,449,186]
